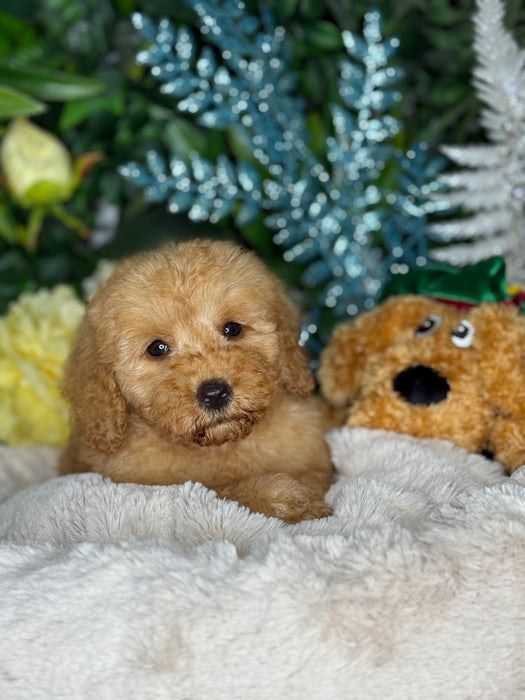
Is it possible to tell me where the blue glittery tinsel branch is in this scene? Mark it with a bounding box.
[121,0,446,322]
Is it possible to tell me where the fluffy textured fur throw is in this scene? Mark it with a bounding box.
[0,427,524,699]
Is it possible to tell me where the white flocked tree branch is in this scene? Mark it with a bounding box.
[429,0,525,284]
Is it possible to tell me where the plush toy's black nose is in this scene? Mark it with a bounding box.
[393,365,450,406]
[196,378,233,411]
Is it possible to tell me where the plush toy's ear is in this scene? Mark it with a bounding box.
[318,295,441,407]
[64,318,127,453]
[276,290,315,399]
[317,322,363,408]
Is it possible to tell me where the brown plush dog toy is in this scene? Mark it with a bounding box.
[319,257,525,473]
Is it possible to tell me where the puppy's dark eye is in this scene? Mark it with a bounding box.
[223,321,243,338]
[147,340,170,357]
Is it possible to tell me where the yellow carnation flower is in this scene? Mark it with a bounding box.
[0,286,85,446]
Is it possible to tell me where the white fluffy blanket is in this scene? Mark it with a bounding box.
[1,427,524,699]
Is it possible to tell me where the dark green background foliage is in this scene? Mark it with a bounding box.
[0,0,523,313]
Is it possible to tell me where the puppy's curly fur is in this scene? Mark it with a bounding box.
[59,239,333,523]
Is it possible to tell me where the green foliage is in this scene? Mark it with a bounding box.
[0,8,106,121]
[0,85,45,119]
[0,65,105,104]
[0,224,97,314]
[0,0,524,314]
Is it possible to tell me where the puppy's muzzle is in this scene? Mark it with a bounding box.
[196,378,233,411]
[393,365,450,406]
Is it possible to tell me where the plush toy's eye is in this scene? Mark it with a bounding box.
[223,321,243,338]
[415,314,443,337]
[147,340,170,357]
[451,319,475,348]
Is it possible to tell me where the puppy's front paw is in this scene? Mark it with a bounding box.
[254,473,332,524]
[299,500,333,522]
[263,473,312,522]
[216,473,332,523]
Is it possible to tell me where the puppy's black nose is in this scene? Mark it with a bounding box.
[196,378,233,411]
[393,365,450,406]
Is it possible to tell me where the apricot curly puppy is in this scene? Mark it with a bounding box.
[59,239,333,523]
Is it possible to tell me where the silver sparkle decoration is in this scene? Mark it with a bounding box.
[428,0,525,285]
[121,1,445,329]
[382,143,448,272]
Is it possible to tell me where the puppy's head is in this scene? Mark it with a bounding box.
[65,239,314,452]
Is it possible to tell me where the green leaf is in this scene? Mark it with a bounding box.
[240,219,276,258]
[271,0,299,21]
[306,111,327,158]
[58,91,125,131]
[227,126,258,164]
[424,28,465,52]
[426,8,469,27]
[114,0,136,14]
[163,116,209,160]
[0,84,45,119]
[0,202,17,243]
[0,249,34,315]
[299,0,325,19]
[0,65,106,102]
[0,10,38,58]
[303,21,344,52]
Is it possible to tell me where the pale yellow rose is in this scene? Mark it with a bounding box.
[0,285,85,446]
[0,117,74,207]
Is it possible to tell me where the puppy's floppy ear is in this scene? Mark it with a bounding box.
[64,318,127,453]
[276,291,315,399]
